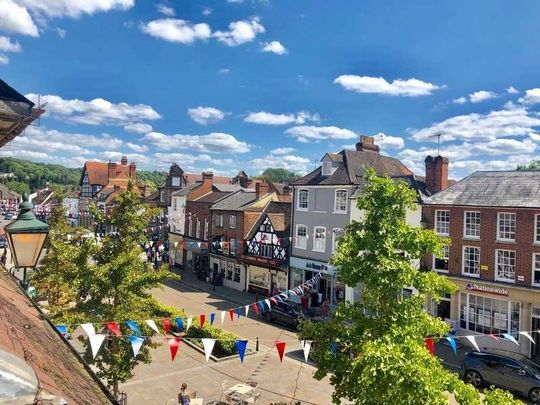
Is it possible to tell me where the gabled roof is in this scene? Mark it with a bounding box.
[82,161,133,186]
[171,183,201,197]
[194,191,234,203]
[210,189,257,211]
[0,79,34,105]
[424,171,540,208]
[244,201,291,240]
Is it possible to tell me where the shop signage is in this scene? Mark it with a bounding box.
[466,282,508,296]
[290,257,337,275]
[240,254,280,268]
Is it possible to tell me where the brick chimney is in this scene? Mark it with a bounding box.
[107,161,117,180]
[425,155,449,194]
[356,135,380,153]
[121,156,128,165]
[256,182,269,199]
[189,171,214,200]
[129,161,136,178]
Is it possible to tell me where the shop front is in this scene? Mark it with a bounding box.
[183,238,209,280]
[168,232,184,268]
[241,254,288,296]
[209,254,246,291]
[289,257,343,305]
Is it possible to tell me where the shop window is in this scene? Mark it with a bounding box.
[433,245,450,273]
[234,266,241,283]
[497,212,516,242]
[295,224,307,249]
[496,249,516,282]
[226,262,233,280]
[464,211,481,239]
[297,189,309,211]
[435,210,450,235]
[462,246,480,277]
[313,227,326,252]
[460,292,520,336]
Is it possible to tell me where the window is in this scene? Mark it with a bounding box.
[160,191,165,203]
[297,189,309,211]
[313,227,326,252]
[536,215,540,243]
[332,228,345,253]
[460,293,520,335]
[464,211,481,239]
[230,239,236,256]
[497,212,516,241]
[295,224,307,249]
[226,262,233,280]
[435,210,450,235]
[260,244,273,258]
[322,161,332,176]
[196,220,200,239]
[214,214,223,227]
[433,245,450,273]
[532,253,540,286]
[462,246,480,277]
[204,219,208,240]
[188,216,193,237]
[229,215,236,229]
[496,249,516,282]
[172,176,180,187]
[234,265,241,282]
[334,190,348,213]
[173,198,177,211]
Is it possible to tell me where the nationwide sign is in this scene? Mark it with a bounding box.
[466,282,509,296]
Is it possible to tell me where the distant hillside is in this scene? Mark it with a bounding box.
[0,157,166,194]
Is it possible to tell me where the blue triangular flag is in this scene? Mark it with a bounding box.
[446,336,457,354]
[129,335,144,357]
[329,342,338,355]
[235,307,242,319]
[175,317,184,332]
[210,313,215,325]
[235,339,248,363]
[55,324,67,335]
[126,320,141,336]
[257,302,266,313]
[275,295,283,302]
[503,333,519,345]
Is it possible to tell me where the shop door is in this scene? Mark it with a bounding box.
[532,313,540,361]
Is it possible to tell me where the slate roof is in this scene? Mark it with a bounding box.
[210,190,257,211]
[195,191,232,203]
[170,183,201,197]
[424,171,540,208]
[0,79,34,105]
[213,183,241,192]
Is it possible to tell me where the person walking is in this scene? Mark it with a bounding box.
[178,383,192,405]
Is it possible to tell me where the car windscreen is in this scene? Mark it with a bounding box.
[521,358,540,377]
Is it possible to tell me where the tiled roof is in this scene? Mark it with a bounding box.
[83,162,132,186]
[424,171,540,208]
[210,190,257,211]
[244,201,291,239]
[194,191,232,203]
[184,173,232,184]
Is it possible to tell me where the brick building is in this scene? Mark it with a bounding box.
[423,169,540,358]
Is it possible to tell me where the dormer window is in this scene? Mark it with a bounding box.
[322,162,332,176]
[172,176,180,187]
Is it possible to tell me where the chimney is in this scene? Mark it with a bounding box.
[425,155,449,193]
[256,182,269,199]
[202,171,214,189]
[121,156,128,165]
[129,161,136,178]
[107,161,117,180]
[356,135,380,153]
[283,185,291,196]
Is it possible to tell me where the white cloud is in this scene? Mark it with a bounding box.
[262,40,287,55]
[285,125,357,143]
[520,88,540,105]
[0,35,21,52]
[334,75,441,97]
[26,93,161,126]
[0,0,39,37]
[506,86,519,94]
[24,126,123,149]
[56,27,66,38]
[156,3,175,17]
[202,7,212,16]
[452,96,467,104]
[251,154,310,174]
[102,150,150,165]
[0,54,7,64]
[123,122,153,134]
[126,142,148,153]
[469,90,496,103]
[270,147,296,155]
[244,111,319,126]
[187,106,228,125]
[140,18,211,44]
[218,68,230,74]
[470,138,536,155]
[15,0,134,18]
[374,132,404,149]
[143,131,251,153]
[214,17,265,46]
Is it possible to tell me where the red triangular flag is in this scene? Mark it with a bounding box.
[271,297,278,305]
[275,340,286,362]
[199,314,206,328]
[162,319,171,334]
[425,338,435,356]
[229,309,235,321]
[167,337,181,361]
[105,322,121,337]
[252,302,259,315]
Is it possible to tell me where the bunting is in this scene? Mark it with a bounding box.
[199,314,206,328]
[244,305,250,318]
[252,303,259,315]
[126,321,141,336]
[129,335,145,357]
[235,339,248,363]
[301,340,312,362]
[202,338,216,362]
[229,309,235,321]
[80,323,96,336]
[220,311,226,325]
[186,317,193,332]
[235,307,242,319]
[105,322,121,337]
[175,317,184,332]
[167,337,181,361]
[502,333,519,345]
[89,334,106,359]
[425,338,435,356]
[146,320,160,334]
[446,336,457,354]
[520,332,535,344]
[162,319,171,334]
[466,335,480,352]
[210,313,216,326]
[275,340,286,362]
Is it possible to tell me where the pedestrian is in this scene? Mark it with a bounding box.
[271,283,279,296]
[321,296,330,317]
[178,383,192,405]
[300,290,309,310]
[310,288,319,308]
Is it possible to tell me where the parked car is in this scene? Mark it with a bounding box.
[462,349,540,402]
[0,237,7,248]
[262,301,318,328]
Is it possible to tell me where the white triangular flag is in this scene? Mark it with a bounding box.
[220,311,226,325]
[466,335,480,352]
[264,299,271,310]
[80,323,96,336]
[245,305,250,317]
[89,334,106,359]
[129,336,145,358]
[520,332,535,344]
[301,340,312,362]
[202,338,216,362]
[186,316,193,332]
[145,319,160,333]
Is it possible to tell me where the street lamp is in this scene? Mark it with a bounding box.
[4,197,49,289]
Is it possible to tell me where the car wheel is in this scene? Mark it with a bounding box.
[264,312,272,323]
[530,388,540,403]
[464,370,483,388]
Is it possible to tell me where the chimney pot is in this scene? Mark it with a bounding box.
[121,156,128,165]
[356,135,380,153]
[425,155,449,194]
[129,161,136,178]
[255,182,269,199]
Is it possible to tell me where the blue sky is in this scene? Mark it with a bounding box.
[1,0,540,179]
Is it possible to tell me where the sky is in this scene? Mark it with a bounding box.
[1,0,540,179]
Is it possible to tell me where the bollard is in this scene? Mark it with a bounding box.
[256,337,259,352]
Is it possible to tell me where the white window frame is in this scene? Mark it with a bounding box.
[332,228,344,253]
[322,161,332,176]
[497,212,516,242]
[295,224,307,249]
[435,210,450,236]
[229,214,236,229]
[462,246,480,278]
[463,211,481,239]
[160,190,165,203]
[334,190,348,214]
[188,216,193,237]
[313,226,326,253]
[495,249,516,283]
[172,198,177,211]
[532,253,540,287]
[297,189,309,211]
[204,219,209,241]
[433,245,450,273]
[196,220,201,239]
[535,214,540,244]
[172,176,180,187]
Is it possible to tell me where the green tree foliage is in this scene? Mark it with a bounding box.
[257,168,299,184]
[517,160,540,171]
[299,170,521,405]
[136,170,166,191]
[4,180,30,196]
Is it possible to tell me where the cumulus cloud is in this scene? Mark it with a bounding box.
[334,75,441,97]
[251,154,310,174]
[24,126,123,149]
[202,7,212,16]
[375,132,405,149]
[140,18,211,44]
[143,131,251,153]
[26,93,161,127]
[0,0,39,37]
[469,90,496,103]
[16,0,133,18]
[262,40,287,55]
[0,36,21,52]
[156,3,175,17]
[244,111,319,126]
[285,125,357,143]
[123,122,153,134]
[452,96,467,104]
[214,17,265,46]
[218,68,230,74]
[506,86,519,94]
[270,147,296,155]
[188,106,228,125]
[0,54,8,64]
[126,142,148,153]
[520,88,540,105]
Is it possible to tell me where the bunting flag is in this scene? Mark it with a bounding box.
[425,338,435,356]
[520,332,535,344]
[229,309,235,321]
[252,303,259,315]
[220,311,226,325]
[271,297,278,305]
[275,295,284,303]
[175,317,184,332]
[235,339,248,363]
[235,307,242,319]
[466,335,480,352]
[89,334,106,359]
[80,323,96,336]
[55,325,68,335]
[244,305,250,317]
[162,319,171,334]
[167,337,181,361]
[129,335,144,357]
[446,336,457,354]
[210,313,216,326]
[199,314,206,328]
[275,340,286,362]
[146,320,160,334]
[488,334,499,342]
[502,333,519,345]
[202,338,216,362]
[301,340,312,362]
[186,317,193,332]
[126,321,141,336]
[105,322,122,337]
[264,299,271,310]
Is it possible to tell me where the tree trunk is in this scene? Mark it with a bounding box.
[113,380,119,400]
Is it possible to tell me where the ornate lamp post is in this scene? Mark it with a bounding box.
[4,197,49,289]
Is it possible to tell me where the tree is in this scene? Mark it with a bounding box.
[299,170,521,405]
[258,168,299,184]
[517,160,540,171]
[4,180,30,196]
